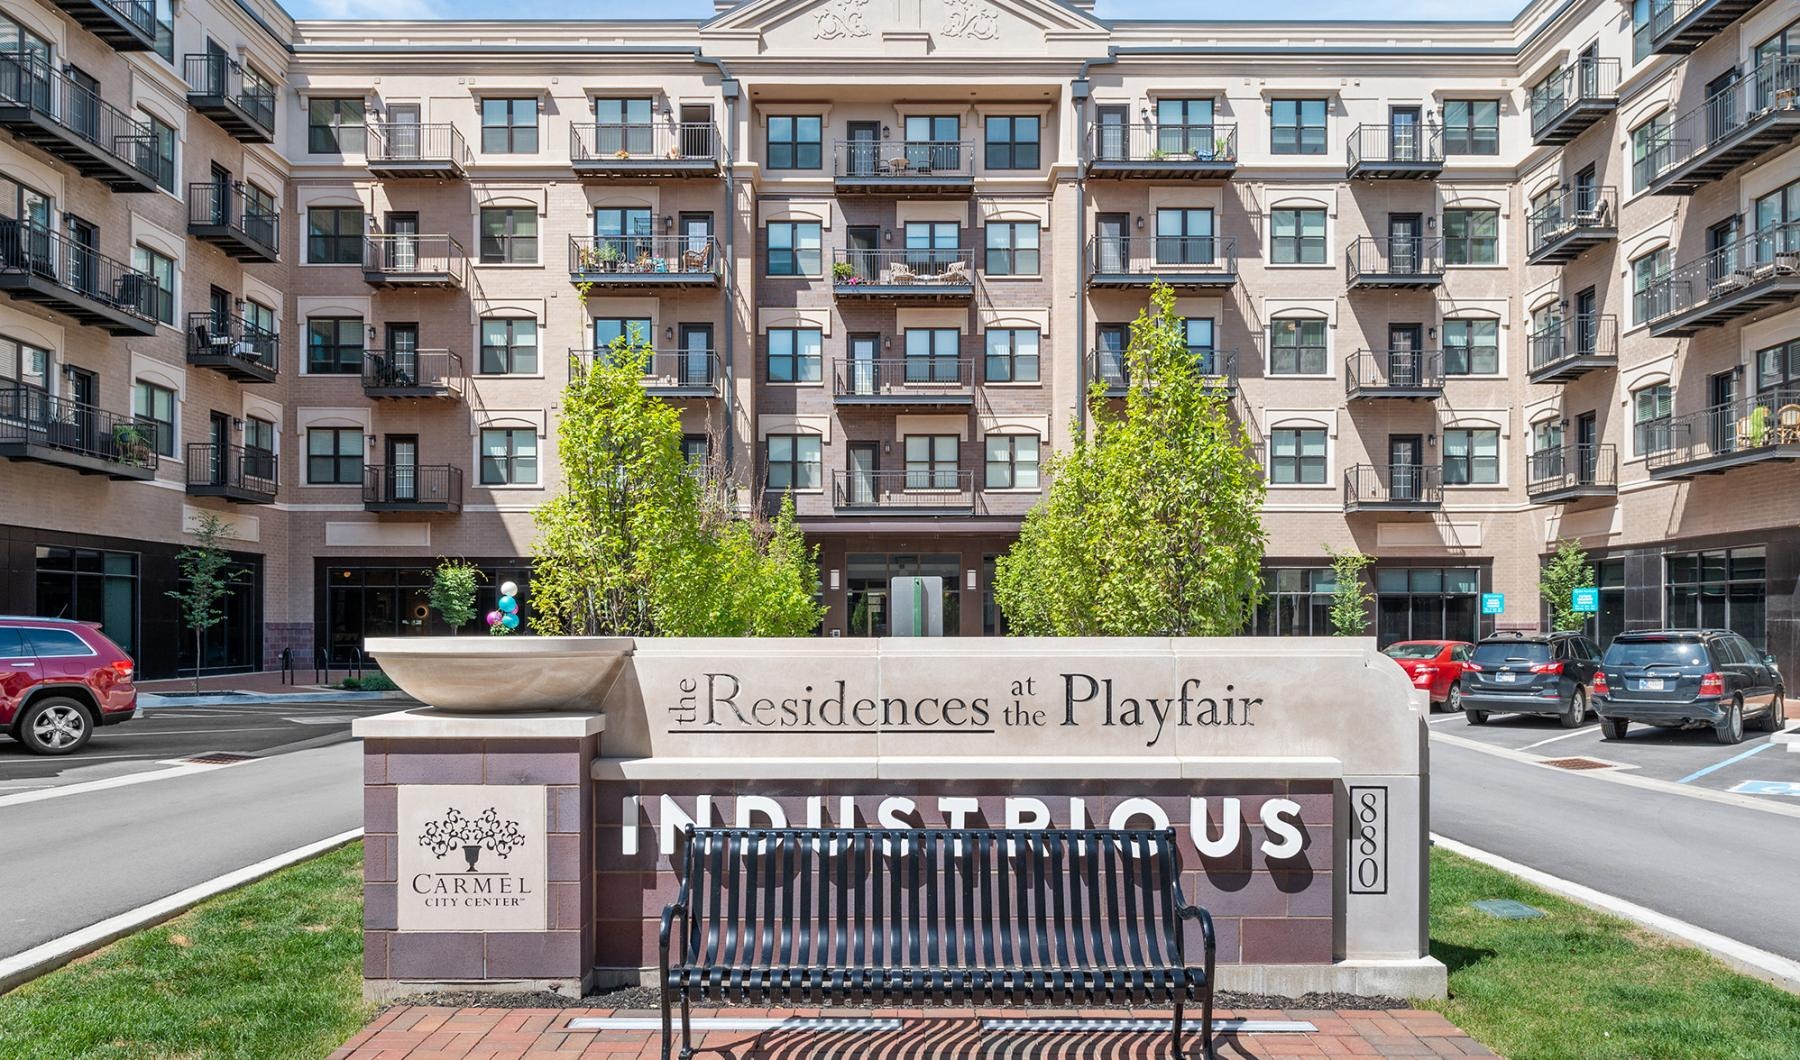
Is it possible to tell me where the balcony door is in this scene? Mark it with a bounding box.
[386,435,418,501]
[64,215,96,295]
[1095,104,1128,162]
[848,333,879,396]
[209,412,229,486]
[847,442,879,505]
[1574,288,1598,355]
[846,121,880,176]
[1710,370,1737,454]
[1390,435,1423,501]
[1388,106,1421,162]
[1095,213,1129,273]
[1578,43,1601,98]
[1573,164,1599,219]
[846,225,879,281]
[679,104,713,159]
[1388,214,1422,273]
[209,164,232,226]
[387,104,421,159]
[679,212,713,266]
[1388,324,1422,387]
[678,324,712,387]
[67,66,100,143]
[1704,68,1739,146]
[1576,412,1598,485]
[386,323,419,385]
[66,366,95,452]
[385,212,419,271]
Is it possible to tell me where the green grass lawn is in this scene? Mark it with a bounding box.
[1425,846,1800,1059]
[0,842,372,1060]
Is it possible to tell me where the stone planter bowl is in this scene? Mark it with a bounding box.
[364,636,634,713]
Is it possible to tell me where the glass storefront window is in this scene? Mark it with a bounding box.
[34,546,138,657]
[1252,568,1337,636]
[1374,567,1480,646]
[1665,547,1766,648]
[325,562,533,665]
[845,553,961,637]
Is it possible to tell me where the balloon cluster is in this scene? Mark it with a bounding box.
[486,581,521,631]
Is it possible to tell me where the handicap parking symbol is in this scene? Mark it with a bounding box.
[1729,780,1800,797]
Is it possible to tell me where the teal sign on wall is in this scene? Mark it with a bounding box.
[1571,587,1599,613]
[1480,593,1505,615]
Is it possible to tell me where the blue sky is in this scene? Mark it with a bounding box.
[287,0,1527,22]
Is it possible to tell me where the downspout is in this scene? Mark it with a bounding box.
[693,53,740,483]
[1071,50,1116,436]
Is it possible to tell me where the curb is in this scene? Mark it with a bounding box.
[138,691,416,708]
[0,828,364,995]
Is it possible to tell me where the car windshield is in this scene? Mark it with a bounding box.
[1604,639,1706,668]
[1383,644,1442,660]
[1470,641,1550,666]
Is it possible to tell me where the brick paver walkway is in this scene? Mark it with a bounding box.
[331,1006,1498,1058]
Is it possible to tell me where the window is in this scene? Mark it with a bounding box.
[985,434,1039,489]
[1269,318,1327,375]
[481,98,538,153]
[307,427,362,485]
[1271,208,1326,264]
[1155,98,1217,155]
[1630,112,1668,193]
[1271,99,1328,155]
[1442,100,1499,155]
[984,222,1040,275]
[1666,548,1767,648]
[767,116,822,170]
[1156,208,1214,264]
[479,208,537,264]
[141,111,176,190]
[767,328,822,382]
[766,221,821,276]
[984,116,1040,169]
[595,98,653,154]
[1443,209,1499,265]
[245,416,275,475]
[1253,568,1338,636]
[480,319,538,375]
[153,0,172,61]
[1753,178,1800,250]
[1184,318,1219,372]
[593,318,652,350]
[130,245,174,324]
[132,381,175,457]
[0,336,49,391]
[1443,319,1499,375]
[1633,383,1672,455]
[984,328,1039,383]
[1631,248,1671,325]
[244,298,276,346]
[306,317,363,375]
[1442,428,1500,485]
[1269,428,1327,484]
[766,434,821,490]
[904,328,960,383]
[1756,338,1800,393]
[307,207,365,264]
[308,98,366,153]
[480,428,538,485]
[905,435,959,489]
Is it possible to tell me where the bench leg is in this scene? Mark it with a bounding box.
[678,988,694,1060]
[1172,997,1185,1059]
[660,987,673,1060]
[1200,987,1216,1060]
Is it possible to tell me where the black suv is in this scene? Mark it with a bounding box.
[1460,631,1603,728]
[1594,630,1785,745]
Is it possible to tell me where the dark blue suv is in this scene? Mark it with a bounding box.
[1460,631,1603,728]
[1594,630,1784,745]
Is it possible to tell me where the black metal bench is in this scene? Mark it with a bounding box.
[658,826,1216,1059]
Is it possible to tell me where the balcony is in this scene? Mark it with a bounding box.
[832,469,975,517]
[1527,314,1617,384]
[182,54,274,143]
[1346,237,1443,289]
[1086,123,1237,180]
[186,312,277,384]
[832,140,973,197]
[185,443,277,504]
[46,0,156,51]
[187,183,279,263]
[1527,444,1617,503]
[0,218,160,336]
[0,384,156,480]
[1525,186,1617,265]
[1344,464,1443,513]
[832,249,974,303]
[1346,350,1445,400]
[1641,223,1800,337]
[569,236,719,290]
[366,123,469,179]
[0,54,159,192]
[363,349,462,399]
[1636,0,1763,56]
[832,358,974,407]
[1647,388,1800,479]
[1087,235,1237,289]
[1528,57,1620,146]
[363,464,463,512]
[1088,347,1238,396]
[1643,58,1800,195]
[363,234,467,289]
[571,122,721,179]
[1346,123,1444,180]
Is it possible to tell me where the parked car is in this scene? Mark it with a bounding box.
[0,617,137,755]
[1381,640,1474,712]
[1594,629,1784,745]
[1459,630,1603,728]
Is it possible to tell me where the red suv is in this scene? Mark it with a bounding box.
[1,618,137,755]
[1382,640,1475,712]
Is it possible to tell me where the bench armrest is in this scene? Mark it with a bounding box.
[658,896,691,970]
[1177,902,1217,957]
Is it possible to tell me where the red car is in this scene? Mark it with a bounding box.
[1382,640,1474,712]
[0,617,137,755]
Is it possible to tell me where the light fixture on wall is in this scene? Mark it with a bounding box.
[966,569,977,591]
[883,228,892,243]
[661,214,673,232]
[664,325,674,341]
[1134,215,1144,230]
[1427,326,1437,340]
[1426,216,1437,231]
[232,418,244,432]
[366,324,378,341]
[1428,433,1437,448]
[829,568,841,590]
[881,124,890,137]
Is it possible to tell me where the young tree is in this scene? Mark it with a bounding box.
[427,558,483,634]
[994,283,1266,635]
[166,512,241,693]
[1325,546,1376,637]
[1540,538,1595,632]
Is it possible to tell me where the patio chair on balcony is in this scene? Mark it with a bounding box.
[886,155,912,175]
[1779,405,1800,444]
[939,260,970,285]
[888,261,917,284]
[681,242,711,273]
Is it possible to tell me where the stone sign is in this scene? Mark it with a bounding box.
[396,784,547,933]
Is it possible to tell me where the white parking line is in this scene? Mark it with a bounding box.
[0,760,245,808]
[1517,725,1600,751]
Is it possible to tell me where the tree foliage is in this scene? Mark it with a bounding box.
[993,283,1266,635]
[166,512,241,693]
[427,558,483,634]
[530,340,825,637]
[1326,546,1376,637]
[1540,538,1595,633]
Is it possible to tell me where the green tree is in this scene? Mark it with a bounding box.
[427,558,483,634]
[1325,546,1376,637]
[993,283,1266,635]
[166,512,241,693]
[1540,538,1595,632]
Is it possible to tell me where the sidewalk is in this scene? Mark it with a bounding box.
[136,671,338,695]
[331,1006,1496,1059]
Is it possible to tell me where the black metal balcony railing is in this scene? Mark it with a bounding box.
[570,235,720,279]
[833,357,975,402]
[1346,350,1445,397]
[1647,388,1800,476]
[0,217,161,330]
[182,53,275,140]
[832,248,976,288]
[1636,0,1764,56]
[833,140,975,179]
[362,349,461,394]
[362,464,463,510]
[366,123,470,174]
[1641,221,1800,336]
[1089,347,1238,392]
[1528,314,1618,381]
[1346,237,1444,285]
[48,0,158,50]
[1346,123,1445,175]
[186,311,278,378]
[187,182,279,260]
[1643,57,1800,194]
[1527,443,1617,499]
[1086,123,1238,170]
[1344,463,1444,510]
[571,122,721,165]
[185,443,277,499]
[0,52,158,189]
[362,233,467,287]
[1526,186,1618,263]
[1088,236,1237,283]
[0,382,158,475]
[1528,56,1621,144]
[833,469,976,513]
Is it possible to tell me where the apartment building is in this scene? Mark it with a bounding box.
[0,0,1795,678]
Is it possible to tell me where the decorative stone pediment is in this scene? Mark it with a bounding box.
[702,0,1107,56]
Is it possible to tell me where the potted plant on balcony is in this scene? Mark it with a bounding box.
[111,422,153,466]
[831,260,859,284]
[1744,405,1770,450]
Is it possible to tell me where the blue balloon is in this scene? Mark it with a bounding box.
[497,595,517,612]
[501,612,520,629]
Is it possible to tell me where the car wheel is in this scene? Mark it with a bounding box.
[1464,708,1488,726]
[17,697,93,756]
[1714,697,1744,745]
[1447,686,1463,715]
[1754,692,1785,733]
[1600,717,1629,741]
[1559,688,1588,729]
